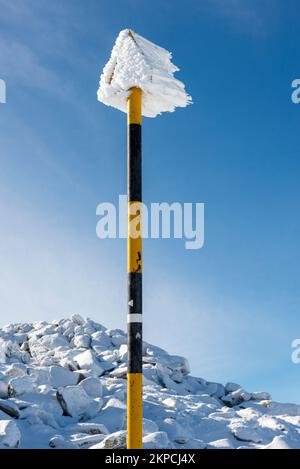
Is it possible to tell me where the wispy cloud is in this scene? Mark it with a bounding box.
[204,0,280,36]
[0,0,88,101]
[0,39,71,98]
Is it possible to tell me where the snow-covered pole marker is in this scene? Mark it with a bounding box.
[97,29,191,449]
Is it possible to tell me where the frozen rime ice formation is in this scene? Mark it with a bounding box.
[0,315,300,449]
[97,29,192,117]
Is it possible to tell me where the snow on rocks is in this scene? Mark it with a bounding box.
[225,382,241,393]
[97,29,192,118]
[73,350,105,377]
[56,386,99,419]
[143,431,173,449]
[143,418,159,435]
[66,422,108,435]
[70,432,106,447]
[0,314,300,449]
[110,333,127,348]
[264,435,296,449]
[251,391,272,401]
[73,335,91,349]
[229,421,263,444]
[0,399,20,418]
[162,397,180,410]
[208,438,235,449]
[49,435,79,449]
[4,363,27,378]
[9,375,37,396]
[78,377,102,398]
[71,314,85,326]
[90,430,126,449]
[221,388,252,407]
[0,380,8,399]
[0,420,21,448]
[118,344,128,362]
[47,366,79,388]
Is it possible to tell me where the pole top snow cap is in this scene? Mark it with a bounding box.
[97,29,192,118]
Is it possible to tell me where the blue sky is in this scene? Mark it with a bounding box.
[0,0,300,403]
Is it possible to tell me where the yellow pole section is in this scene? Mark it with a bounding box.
[127,87,143,449]
[127,373,143,448]
[128,86,142,125]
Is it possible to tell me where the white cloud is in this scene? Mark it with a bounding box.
[0,39,68,97]
[0,0,87,100]
[204,0,279,36]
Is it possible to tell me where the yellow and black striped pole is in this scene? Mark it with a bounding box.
[127,87,143,449]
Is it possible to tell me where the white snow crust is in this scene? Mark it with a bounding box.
[97,29,192,117]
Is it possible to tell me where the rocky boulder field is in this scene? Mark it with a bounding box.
[0,314,299,449]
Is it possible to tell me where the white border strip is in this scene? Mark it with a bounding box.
[127,314,142,323]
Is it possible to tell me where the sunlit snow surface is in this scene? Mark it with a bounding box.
[0,315,300,449]
[97,29,192,117]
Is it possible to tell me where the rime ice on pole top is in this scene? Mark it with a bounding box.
[97,29,192,117]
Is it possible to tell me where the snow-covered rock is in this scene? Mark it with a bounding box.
[56,385,97,418]
[70,433,106,447]
[74,335,91,349]
[264,435,293,449]
[143,431,173,449]
[229,423,262,444]
[118,344,128,362]
[8,375,37,396]
[251,391,272,401]
[208,438,235,449]
[143,418,159,435]
[4,363,27,378]
[162,397,178,409]
[73,350,104,377]
[49,435,78,449]
[90,430,126,449]
[71,314,85,326]
[222,388,251,407]
[67,422,108,435]
[110,334,127,348]
[225,382,241,394]
[0,381,8,399]
[0,420,21,448]
[0,399,20,418]
[78,377,102,398]
[39,333,69,350]
[48,366,79,388]
[0,314,299,449]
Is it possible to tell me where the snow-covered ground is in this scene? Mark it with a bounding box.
[0,314,299,449]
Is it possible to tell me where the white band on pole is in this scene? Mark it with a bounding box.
[127,314,142,323]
